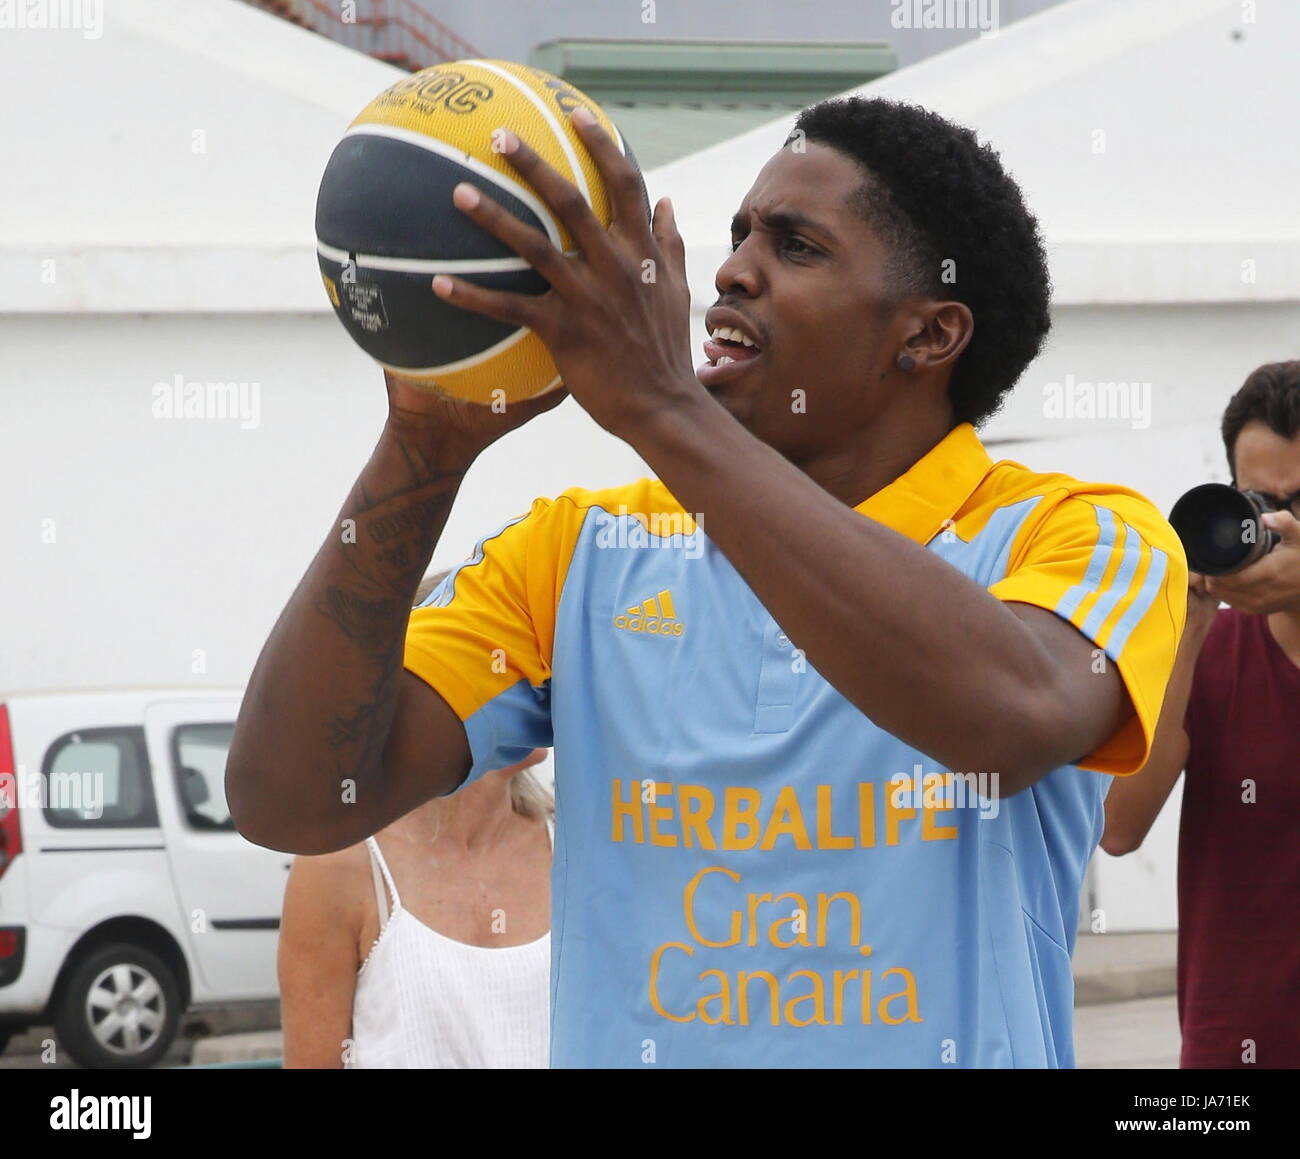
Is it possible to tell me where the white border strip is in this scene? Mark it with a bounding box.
[316,240,577,274]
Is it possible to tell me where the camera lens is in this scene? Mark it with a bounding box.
[1169,484,1276,576]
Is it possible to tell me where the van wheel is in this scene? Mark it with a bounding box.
[54,944,181,1069]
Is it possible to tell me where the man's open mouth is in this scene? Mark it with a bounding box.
[702,324,762,367]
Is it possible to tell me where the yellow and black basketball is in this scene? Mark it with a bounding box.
[315,60,648,405]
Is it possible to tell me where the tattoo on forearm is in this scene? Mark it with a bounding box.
[310,470,461,795]
[317,587,402,652]
[368,493,454,545]
[325,670,395,753]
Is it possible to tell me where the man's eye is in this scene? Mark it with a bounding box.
[729,235,815,255]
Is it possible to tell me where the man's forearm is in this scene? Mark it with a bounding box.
[634,392,1092,783]
[227,421,476,848]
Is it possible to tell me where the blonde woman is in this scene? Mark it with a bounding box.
[278,571,553,1068]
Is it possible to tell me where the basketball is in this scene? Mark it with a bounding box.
[315,60,648,405]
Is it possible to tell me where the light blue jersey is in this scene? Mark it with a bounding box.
[405,423,1185,1067]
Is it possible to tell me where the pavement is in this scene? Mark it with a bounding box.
[190,1029,284,1065]
[2,931,1180,1068]
[1076,995,1180,1069]
[190,995,1182,1067]
[0,1002,281,1069]
[1073,931,1177,1006]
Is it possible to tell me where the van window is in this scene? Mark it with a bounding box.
[173,723,236,832]
[42,728,158,828]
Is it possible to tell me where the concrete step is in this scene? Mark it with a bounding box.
[190,1030,283,1067]
[1073,931,1176,1006]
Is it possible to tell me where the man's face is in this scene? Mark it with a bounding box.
[695,142,914,464]
[1233,421,1300,517]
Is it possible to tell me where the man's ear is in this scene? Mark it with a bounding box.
[899,300,974,374]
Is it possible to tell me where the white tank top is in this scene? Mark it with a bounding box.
[346,819,552,1069]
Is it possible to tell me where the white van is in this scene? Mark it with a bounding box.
[0,688,287,1068]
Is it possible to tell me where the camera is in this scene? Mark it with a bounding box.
[1168,484,1281,576]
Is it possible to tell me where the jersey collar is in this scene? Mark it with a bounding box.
[852,422,996,545]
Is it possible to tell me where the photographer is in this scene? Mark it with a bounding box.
[1103,360,1300,1069]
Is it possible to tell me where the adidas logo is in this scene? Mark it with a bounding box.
[614,589,684,636]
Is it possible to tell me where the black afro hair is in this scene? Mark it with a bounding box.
[789,97,1052,428]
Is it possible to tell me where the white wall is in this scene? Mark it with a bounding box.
[665,0,1300,311]
[0,313,649,693]
[0,0,403,315]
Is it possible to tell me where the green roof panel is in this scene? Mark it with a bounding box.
[526,38,897,167]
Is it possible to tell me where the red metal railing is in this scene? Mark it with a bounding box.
[250,0,482,70]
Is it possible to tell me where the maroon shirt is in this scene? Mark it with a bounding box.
[1180,607,1300,1068]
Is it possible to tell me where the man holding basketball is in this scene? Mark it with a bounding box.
[228,98,1185,1067]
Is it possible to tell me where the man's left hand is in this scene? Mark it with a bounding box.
[430,108,699,440]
